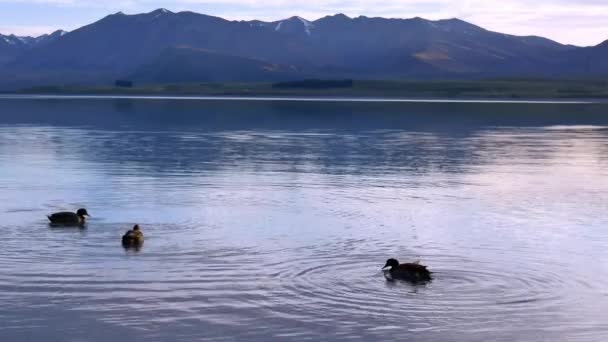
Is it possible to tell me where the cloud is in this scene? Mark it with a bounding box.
[0,24,64,36]
[0,0,606,45]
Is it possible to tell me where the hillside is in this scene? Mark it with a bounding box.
[0,9,607,89]
[129,47,307,83]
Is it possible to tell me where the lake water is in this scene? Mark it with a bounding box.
[1,97,607,341]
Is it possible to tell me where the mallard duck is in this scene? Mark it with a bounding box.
[122,224,144,247]
[47,208,89,226]
[382,258,432,282]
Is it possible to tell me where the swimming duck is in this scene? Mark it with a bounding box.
[47,208,89,226]
[382,258,432,282]
[122,224,144,247]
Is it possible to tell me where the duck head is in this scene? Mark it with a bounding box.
[133,224,140,231]
[382,258,400,271]
[76,208,89,217]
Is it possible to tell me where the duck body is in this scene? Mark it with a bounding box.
[382,258,432,282]
[122,231,144,246]
[122,225,144,247]
[47,208,89,226]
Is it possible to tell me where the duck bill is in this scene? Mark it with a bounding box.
[382,266,392,271]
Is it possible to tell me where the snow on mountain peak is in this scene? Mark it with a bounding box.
[149,8,173,19]
[273,16,314,36]
[2,36,15,45]
[296,16,314,36]
[153,8,172,15]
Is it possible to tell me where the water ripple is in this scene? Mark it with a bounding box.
[2,101,608,341]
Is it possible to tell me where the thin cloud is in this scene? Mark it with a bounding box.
[0,25,64,36]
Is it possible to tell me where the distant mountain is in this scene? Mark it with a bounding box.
[0,35,26,65]
[34,30,69,46]
[0,9,607,89]
[553,40,608,75]
[0,30,67,64]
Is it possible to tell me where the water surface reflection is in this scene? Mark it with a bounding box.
[1,98,607,341]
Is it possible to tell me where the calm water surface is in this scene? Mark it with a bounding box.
[1,98,608,341]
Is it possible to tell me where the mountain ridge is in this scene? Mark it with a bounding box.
[0,9,607,89]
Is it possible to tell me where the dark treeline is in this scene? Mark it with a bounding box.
[273,79,354,89]
[115,80,134,88]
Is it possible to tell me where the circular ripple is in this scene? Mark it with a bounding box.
[259,243,596,335]
[0,221,604,340]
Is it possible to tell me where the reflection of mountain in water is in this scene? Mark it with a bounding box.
[1,98,608,179]
[3,98,608,130]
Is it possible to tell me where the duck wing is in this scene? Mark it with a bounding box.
[122,231,144,245]
[400,263,429,273]
[48,212,79,223]
[397,263,432,281]
[133,231,144,242]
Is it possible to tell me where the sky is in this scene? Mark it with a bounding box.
[0,0,607,46]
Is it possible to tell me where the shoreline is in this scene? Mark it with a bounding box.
[4,79,608,103]
[0,93,601,104]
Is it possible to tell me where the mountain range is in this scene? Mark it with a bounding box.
[0,8,607,90]
[0,30,67,64]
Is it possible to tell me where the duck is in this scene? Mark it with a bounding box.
[47,208,89,226]
[122,224,144,247]
[382,258,432,282]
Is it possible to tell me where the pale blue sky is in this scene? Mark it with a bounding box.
[0,0,607,46]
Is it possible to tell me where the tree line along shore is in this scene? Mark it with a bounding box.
[10,79,608,99]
